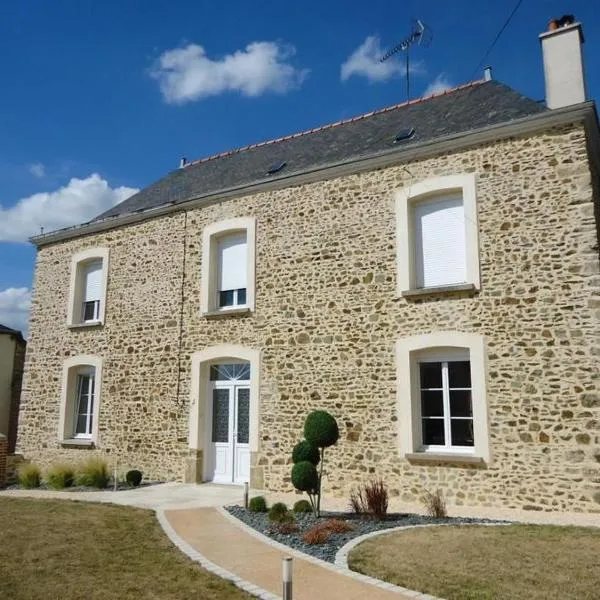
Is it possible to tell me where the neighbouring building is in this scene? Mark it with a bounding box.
[17,18,600,512]
[0,324,26,454]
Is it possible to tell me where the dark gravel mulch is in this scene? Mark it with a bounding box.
[226,504,506,563]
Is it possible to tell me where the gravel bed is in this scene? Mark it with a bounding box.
[226,504,507,563]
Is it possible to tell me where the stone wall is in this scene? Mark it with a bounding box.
[17,123,600,512]
[8,337,25,454]
[0,434,6,488]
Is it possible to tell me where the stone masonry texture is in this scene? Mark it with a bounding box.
[17,123,600,512]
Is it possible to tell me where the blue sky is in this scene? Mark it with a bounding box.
[1,0,598,334]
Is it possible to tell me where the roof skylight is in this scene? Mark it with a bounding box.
[394,127,416,143]
[267,161,287,175]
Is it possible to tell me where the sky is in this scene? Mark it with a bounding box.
[0,0,598,335]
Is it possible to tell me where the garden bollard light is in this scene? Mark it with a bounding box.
[282,557,293,600]
[244,482,249,509]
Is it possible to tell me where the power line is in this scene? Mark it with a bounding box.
[470,0,525,81]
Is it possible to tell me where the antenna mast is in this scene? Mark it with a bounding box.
[380,20,431,101]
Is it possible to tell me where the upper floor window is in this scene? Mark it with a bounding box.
[67,248,109,327]
[217,232,248,309]
[201,217,256,316]
[396,174,480,296]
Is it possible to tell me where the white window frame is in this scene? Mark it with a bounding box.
[58,355,103,444]
[201,217,256,315]
[67,248,110,327]
[417,349,474,454]
[396,331,491,462]
[395,174,480,294]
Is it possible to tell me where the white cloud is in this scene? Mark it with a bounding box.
[423,74,453,97]
[0,287,31,335]
[28,163,45,178]
[0,174,138,243]
[341,36,425,83]
[151,41,309,104]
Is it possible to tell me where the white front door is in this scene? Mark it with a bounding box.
[209,383,250,484]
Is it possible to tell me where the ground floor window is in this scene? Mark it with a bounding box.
[74,371,95,438]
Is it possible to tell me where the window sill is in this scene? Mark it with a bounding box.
[405,452,485,466]
[401,283,477,299]
[202,307,252,320]
[67,321,103,330]
[60,438,95,448]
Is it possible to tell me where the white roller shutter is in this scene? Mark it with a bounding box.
[83,260,103,302]
[218,233,247,291]
[414,194,466,288]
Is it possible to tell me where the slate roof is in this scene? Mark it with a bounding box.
[95,80,545,221]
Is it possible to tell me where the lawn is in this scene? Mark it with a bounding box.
[348,523,600,600]
[0,498,252,600]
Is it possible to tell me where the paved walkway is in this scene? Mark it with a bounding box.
[165,506,413,600]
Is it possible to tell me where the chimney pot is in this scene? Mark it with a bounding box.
[179,157,187,169]
[539,19,586,109]
[483,66,493,81]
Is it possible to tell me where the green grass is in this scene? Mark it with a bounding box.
[0,498,252,600]
[348,523,600,600]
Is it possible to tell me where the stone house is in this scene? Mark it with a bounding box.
[17,18,600,512]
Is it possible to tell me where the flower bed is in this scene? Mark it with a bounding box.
[226,505,505,563]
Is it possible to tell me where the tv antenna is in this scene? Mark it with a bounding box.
[380,20,432,101]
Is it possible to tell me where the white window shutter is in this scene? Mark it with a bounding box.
[83,260,103,302]
[218,233,247,291]
[414,194,466,288]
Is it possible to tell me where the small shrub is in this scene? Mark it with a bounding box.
[349,487,368,515]
[268,502,289,522]
[322,518,353,533]
[423,489,447,518]
[17,463,41,489]
[292,440,320,466]
[276,521,299,534]
[293,499,313,513]
[45,463,75,490]
[364,479,389,519]
[302,524,332,545]
[125,469,143,487]
[349,479,389,519]
[76,457,110,489]
[248,496,268,512]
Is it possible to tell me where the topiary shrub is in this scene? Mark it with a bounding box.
[125,469,143,487]
[304,410,339,449]
[17,463,41,489]
[293,499,313,514]
[291,410,340,516]
[45,463,75,490]
[248,496,268,513]
[268,502,289,522]
[75,457,110,489]
[292,440,320,466]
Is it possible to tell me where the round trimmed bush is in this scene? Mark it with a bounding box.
[293,499,313,514]
[268,502,289,522]
[291,461,318,493]
[304,410,339,448]
[125,469,143,487]
[248,496,268,513]
[292,440,320,466]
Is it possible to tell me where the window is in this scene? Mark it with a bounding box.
[217,233,248,309]
[74,370,95,438]
[58,355,103,445]
[67,248,109,326]
[201,217,256,315]
[418,353,473,451]
[396,332,490,462]
[396,174,480,295]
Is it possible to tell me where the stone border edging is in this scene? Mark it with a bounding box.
[156,509,279,600]
[218,506,445,600]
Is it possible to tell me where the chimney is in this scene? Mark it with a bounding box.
[539,16,587,109]
[179,157,187,169]
[483,66,493,82]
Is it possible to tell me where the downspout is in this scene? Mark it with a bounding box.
[175,210,188,406]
